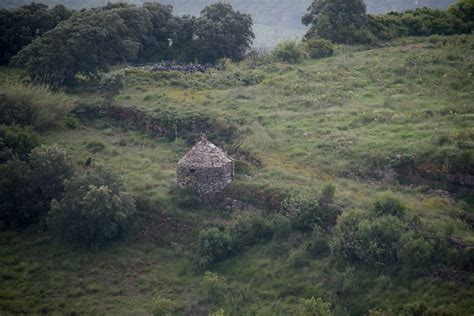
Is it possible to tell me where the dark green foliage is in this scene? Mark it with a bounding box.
[300,297,332,316]
[29,145,75,214]
[197,213,272,266]
[0,124,39,162]
[368,1,473,41]
[284,195,327,231]
[11,2,254,85]
[371,192,406,218]
[0,158,34,227]
[226,213,273,252]
[271,214,292,240]
[305,39,335,59]
[319,183,335,206]
[47,164,136,246]
[334,209,405,265]
[197,227,232,266]
[272,40,306,64]
[99,73,125,104]
[305,225,331,259]
[302,0,375,44]
[0,3,73,65]
[172,187,207,209]
[12,4,169,86]
[398,232,434,267]
[193,3,254,62]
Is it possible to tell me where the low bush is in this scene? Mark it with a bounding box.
[284,195,324,231]
[0,124,39,162]
[197,227,232,266]
[202,271,227,303]
[99,73,125,104]
[301,297,332,316]
[272,40,307,64]
[29,145,75,214]
[226,213,273,252]
[287,247,310,268]
[47,164,136,246]
[305,225,331,259]
[0,83,73,130]
[152,296,175,316]
[371,192,406,218]
[0,158,34,227]
[305,39,335,59]
[271,214,292,240]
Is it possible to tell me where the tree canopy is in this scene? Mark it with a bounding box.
[10,2,254,86]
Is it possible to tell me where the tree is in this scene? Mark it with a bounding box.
[29,144,74,213]
[194,3,254,62]
[47,164,136,246]
[302,0,374,44]
[12,5,152,86]
[0,3,73,65]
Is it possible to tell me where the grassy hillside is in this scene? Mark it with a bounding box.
[0,35,473,315]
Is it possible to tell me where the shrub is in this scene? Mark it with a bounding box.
[272,40,307,64]
[99,73,125,104]
[287,247,310,268]
[0,124,39,162]
[197,227,232,266]
[398,232,434,267]
[333,209,405,265]
[226,213,273,252]
[305,225,331,259]
[371,192,406,218]
[305,39,335,59]
[64,115,80,129]
[0,83,73,130]
[202,271,227,303]
[29,145,75,213]
[47,164,136,246]
[319,183,336,206]
[152,296,175,316]
[0,158,34,227]
[284,195,325,231]
[301,297,332,316]
[271,214,292,240]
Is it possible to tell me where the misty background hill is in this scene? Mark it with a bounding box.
[1,0,456,46]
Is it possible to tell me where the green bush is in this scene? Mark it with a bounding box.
[271,214,292,240]
[197,227,232,266]
[284,195,324,231]
[0,124,39,162]
[305,225,331,259]
[0,158,34,227]
[333,209,405,265]
[371,192,406,218]
[319,183,336,206]
[29,145,75,214]
[152,296,175,316]
[398,232,434,267]
[202,271,227,303]
[226,213,273,252]
[47,164,136,246]
[0,83,73,130]
[305,39,335,59]
[99,73,125,104]
[272,40,307,64]
[301,297,332,316]
[287,247,310,268]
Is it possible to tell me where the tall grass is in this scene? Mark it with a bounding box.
[0,83,73,130]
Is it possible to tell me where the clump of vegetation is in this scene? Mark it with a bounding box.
[152,296,175,316]
[197,213,273,266]
[305,39,335,59]
[272,40,307,64]
[0,83,73,130]
[300,297,332,316]
[0,144,74,228]
[99,73,125,104]
[29,144,75,215]
[47,164,136,247]
[0,124,39,162]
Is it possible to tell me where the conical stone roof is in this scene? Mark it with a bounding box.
[178,139,233,168]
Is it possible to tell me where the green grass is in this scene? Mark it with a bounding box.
[0,35,473,315]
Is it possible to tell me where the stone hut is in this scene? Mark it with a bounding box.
[177,138,234,194]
